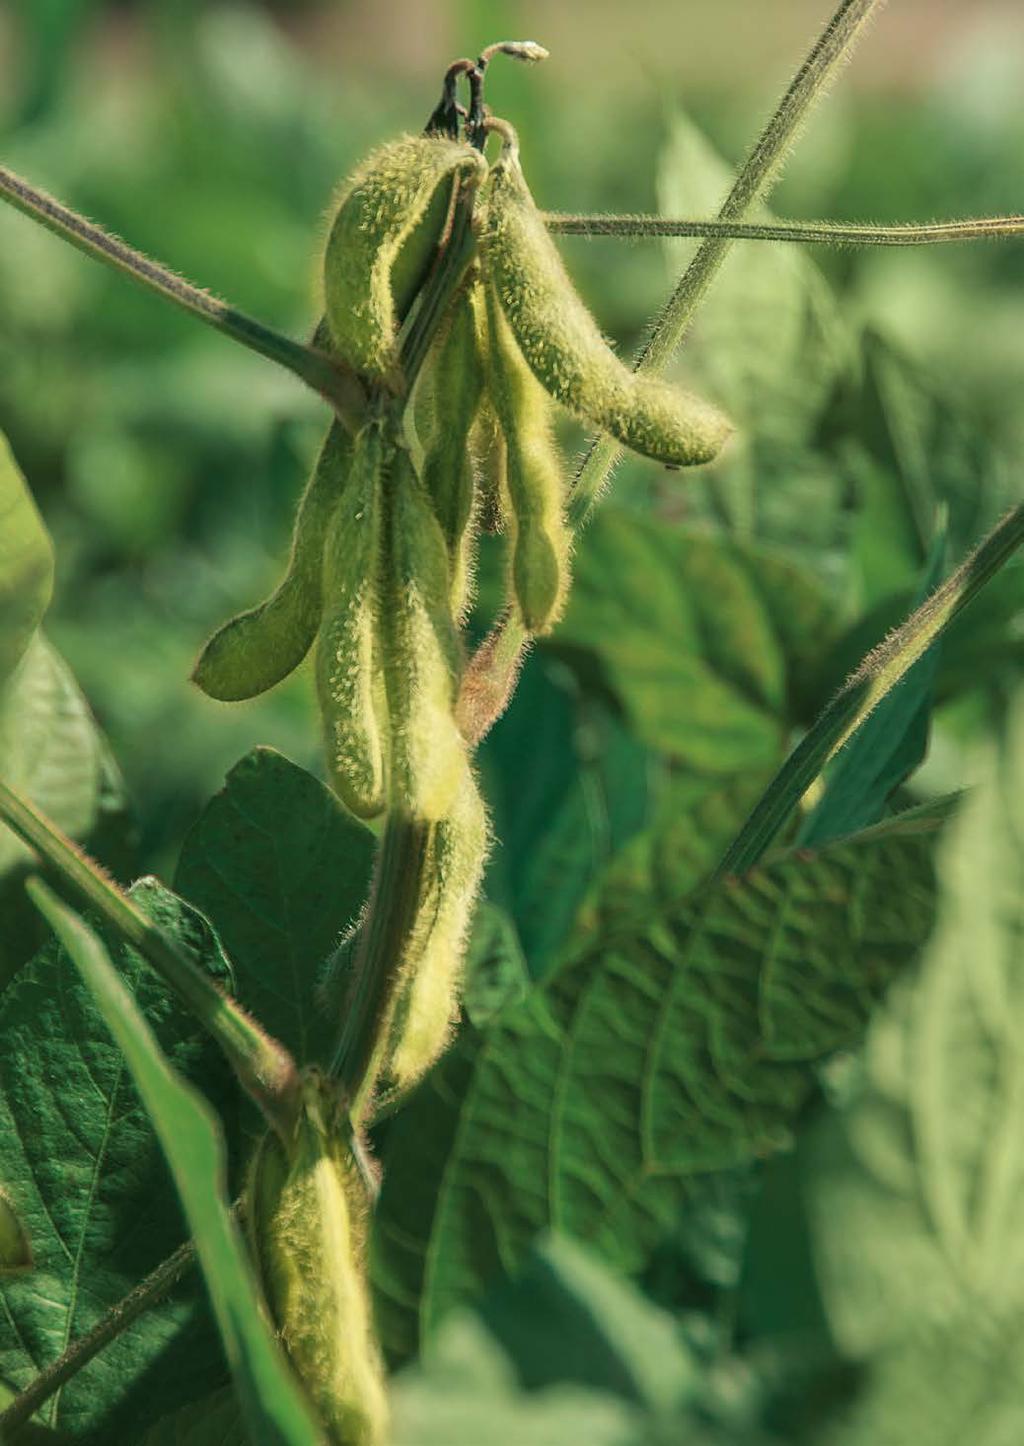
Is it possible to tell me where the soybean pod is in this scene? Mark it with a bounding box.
[379,449,466,822]
[421,281,486,616]
[323,136,487,386]
[247,1073,387,1446]
[316,422,388,819]
[192,422,351,702]
[387,760,488,1093]
[480,125,733,468]
[482,273,571,635]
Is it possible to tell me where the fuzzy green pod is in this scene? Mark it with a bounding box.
[388,761,488,1092]
[483,275,571,634]
[422,283,486,615]
[192,423,352,702]
[247,1073,388,1446]
[380,449,466,821]
[316,422,388,818]
[323,135,487,385]
[480,132,732,467]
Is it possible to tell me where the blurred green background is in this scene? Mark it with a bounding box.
[2,0,1023,875]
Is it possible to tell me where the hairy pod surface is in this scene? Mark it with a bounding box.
[247,1073,387,1446]
[422,283,485,616]
[316,422,388,819]
[387,761,488,1092]
[192,423,352,702]
[380,449,466,821]
[482,276,571,634]
[323,136,487,385]
[481,136,732,467]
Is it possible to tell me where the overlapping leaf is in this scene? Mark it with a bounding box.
[174,747,375,1064]
[0,881,239,1440]
[548,507,838,767]
[373,808,941,1362]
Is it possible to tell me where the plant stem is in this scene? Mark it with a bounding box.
[0,782,300,1137]
[0,164,366,429]
[543,213,1024,245]
[0,1238,197,1438]
[332,815,433,1119]
[714,501,1024,880]
[569,0,887,525]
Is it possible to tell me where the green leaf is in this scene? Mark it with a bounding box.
[804,691,1024,1359]
[462,902,529,1028]
[174,747,375,1065]
[478,1232,695,1412]
[0,880,240,1440]
[390,1312,647,1446]
[372,809,941,1363]
[26,882,322,1446]
[138,1388,247,1446]
[0,635,133,992]
[0,433,53,689]
[817,1325,1024,1446]
[717,502,1024,878]
[798,528,946,847]
[479,652,655,979]
[549,507,838,768]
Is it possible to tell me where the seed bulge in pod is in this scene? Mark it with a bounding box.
[316,422,387,819]
[422,282,485,616]
[247,1072,387,1446]
[481,128,732,468]
[323,135,487,385]
[380,450,465,821]
[482,275,571,635]
[388,761,488,1093]
[192,423,352,702]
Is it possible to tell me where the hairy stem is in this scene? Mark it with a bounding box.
[332,815,434,1119]
[0,164,366,428]
[0,1238,197,1437]
[543,212,1024,246]
[569,0,887,525]
[714,501,1024,880]
[0,782,300,1136]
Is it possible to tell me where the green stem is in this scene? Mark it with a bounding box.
[569,0,887,525]
[543,212,1024,246]
[0,782,300,1136]
[331,815,433,1119]
[0,164,366,429]
[714,501,1024,880]
[0,1238,197,1437]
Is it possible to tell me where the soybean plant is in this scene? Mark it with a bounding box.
[2,9,1024,1445]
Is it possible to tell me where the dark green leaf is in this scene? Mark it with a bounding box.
[27,882,322,1446]
[373,809,941,1362]
[549,508,838,768]
[717,503,1024,878]
[799,528,946,846]
[140,1389,247,1446]
[480,653,654,980]
[462,902,529,1028]
[0,881,238,1440]
[174,747,375,1065]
